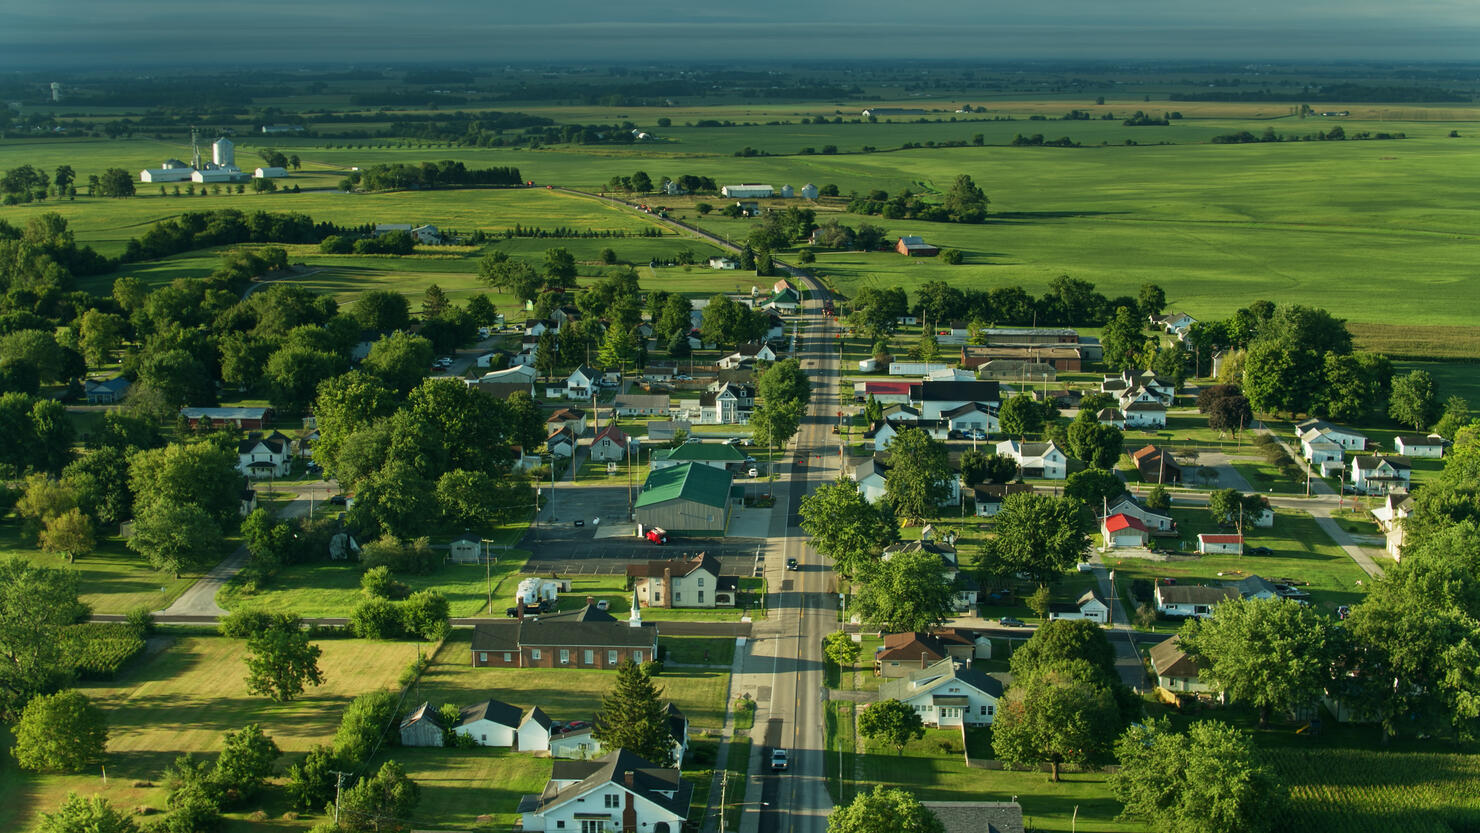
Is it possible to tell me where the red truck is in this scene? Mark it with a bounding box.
[645,527,669,545]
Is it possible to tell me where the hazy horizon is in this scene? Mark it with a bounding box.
[3,0,1480,70]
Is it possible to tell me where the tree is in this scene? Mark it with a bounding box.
[853,547,956,633]
[882,428,951,522]
[1065,421,1123,468]
[1111,719,1283,833]
[749,399,804,458]
[337,759,420,833]
[827,786,944,833]
[1151,342,1190,387]
[757,358,811,408]
[362,331,434,396]
[1389,369,1440,431]
[959,448,990,486]
[1208,393,1253,436]
[1101,306,1151,372]
[128,441,243,527]
[1178,597,1339,727]
[998,394,1045,438]
[97,168,135,197]
[214,723,281,803]
[592,659,675,766]
[1242,340,1321,416]
[543,247,578,289]
[40,508,94,563]
[127,500,225,577]
[333,690,399,767]
[0,557,82,719]
[799,480,897,578]
[981,453,1020,484]
[1145,484,1171,511]
[857,699,925,755]
[244,615,325,702]
[351,291,411,333]
[1137,283,1167,319]
[35,793,139,833]
[1207,489,1267,531]
[1433,395,1473,441]
[77,310,127,366]
[11,690,108,773]
[983,493,1093,586]
[401,590,451,641]
[942,173,989,223]
[286,745,342,811]
[823,631,860,668]
[266,346,342,415]
[64,448,133,527]
[1064,468,1124,509]
[992,663,1123,781]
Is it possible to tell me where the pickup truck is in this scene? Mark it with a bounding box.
[770,749,789,771]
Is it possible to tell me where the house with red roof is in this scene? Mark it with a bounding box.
[1197,533,1244,555]
[590,423,629,463]
[1101,513,1149,549]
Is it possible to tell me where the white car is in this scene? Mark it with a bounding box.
[770,749,789,771]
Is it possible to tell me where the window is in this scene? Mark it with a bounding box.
[503,652,513,663]
[481,733,488,743]
[698,591,705,603]
[987,704,995,716]
[605,794,620,808]
[675,592,681,602]
[698,577,705,587]
[531,648,542,661]
[581,821,605,833]
[478,652,488,663]
[654,592,661,602]
[557,822,565,830]
[633,650,643,663]
[584,649,594,665]
[560,649,570,665]
[608,650,618,665]
[979,705,988,715]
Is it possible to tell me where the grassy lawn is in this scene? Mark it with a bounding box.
[661,636,736,666]
[0,516,196,614]
[218,549,531,617]
[418,630,730,730]
[386,747,551,830]
[1107,509,1370,623]
[721,737,751,831]
[0,635,423,833]
[1231,459,1309,495]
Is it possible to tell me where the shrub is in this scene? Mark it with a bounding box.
[642,660,664,677]
[220,609,275,640]
[940,248,964,264]
[360,565,409,600]
[333,690,400,766]
[401,590,451,641]
[349,598,405,640]
[58,623,145,680]
[124,606,155,636]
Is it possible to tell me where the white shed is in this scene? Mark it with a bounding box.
[254,166,288,179]
[518,706,553,752]
[454,699,522,747]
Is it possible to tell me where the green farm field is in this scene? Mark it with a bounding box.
[0,635,423,832]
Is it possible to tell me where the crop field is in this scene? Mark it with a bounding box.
[1268,746,1480,833]
[0,635,423,832]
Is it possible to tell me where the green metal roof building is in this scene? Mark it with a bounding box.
[635,462,734,535]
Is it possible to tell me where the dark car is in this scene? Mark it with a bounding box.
[786,557,799,571]
[1247,545,1273,556]
[328,495,347,506]
[998,616,1026,628]
[565,720,591,731]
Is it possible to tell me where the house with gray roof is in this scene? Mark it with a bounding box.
[923,801,1025,833]
[471,602,657,670]
[518,749,692,833]
[879,658,1003,727]
[454,698,523,747]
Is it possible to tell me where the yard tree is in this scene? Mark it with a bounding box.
[128,441,243,527]
[882,428,951,522]
[406,378,515,475]
[1317,352,1390,423]
[853,546,955,633]
[504,391,546,452]
[983,493,1092,586]
[481,257,544,304]
[213,723,281,804]
[828,786,944,833]
[0,557,82,718]
[1196,384,1243,413]
[1241,340,1321,416]
[40,507,95,563]
[597,323,638,369]
[401,589,451,641]
[992,663,1123,782]
[959,448,990,486]
[286,745,342,811]
[915,281,965,328]
[311,371,398,476]
[362,331,435,396]
[1111,718,1283,833]
[333,690,400,767]
[36,793,139,833]
[749,399,804,458]
[337,759,420,833]
[1207,489,1267,530]
[1150,342,1189,387]
[656,293,694,341]
[982,453,1020,484]
[421,283,451,319]
[1207,392,1253,436]
[133,348,214,413]
[757,358,812,409]
[1389,369,1440,431]
[350,290,411,333]
[266,345,343,415]
[543,247,578,289]
[593,658,676,766]
[823,631,860,669]
[127,499,225,577]
[1145,484,1171,510]
[1137,283,1167,319]
[799,479,897,579]
[998,393,1045,438]
[77,309,127,366]
[244,615,325,703]
[1066,421,1124,468]
[1178,597,1340,727]
[1101,306,1151,372]
[1008,618,1138,719]
[1433,395,1473,441]
[11,690,108,773]
[1064,468,1124,511]
[63,447,134,527]
[15,473,76,534]
[857,698,926,755]
[703,293,744,347]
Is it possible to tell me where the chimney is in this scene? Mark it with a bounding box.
[624,770,634,787]
[662,567,673,609]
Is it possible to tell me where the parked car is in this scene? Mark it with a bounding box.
[998,616,1026,628]
[565,720,591,731]
[328,495,347,506]
[748,467,759,478]
[1247,545,1273,556]
[595,600,610,611]
[770,749,789,771]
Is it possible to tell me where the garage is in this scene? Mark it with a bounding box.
[635,462,734,535]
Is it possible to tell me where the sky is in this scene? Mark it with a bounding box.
[2,0,1479,69]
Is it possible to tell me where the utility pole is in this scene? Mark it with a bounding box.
[331,770,352,824]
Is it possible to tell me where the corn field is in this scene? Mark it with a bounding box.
[1270,747,1480,833]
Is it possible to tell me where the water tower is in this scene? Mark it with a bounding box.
[49,82,62,102]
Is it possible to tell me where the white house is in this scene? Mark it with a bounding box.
[1296,419,1368,454]
[994,439,1068,480]
[545,427,577,458]
[1234,575,1281,601]
[546,408,589,436]
[547,705,689,764]
[628,553,733,609]
[699,383,754,425]
[1150,635,1210,693]
[1394,434,1445,458]
[1197,533,1244,555]
[454,699,522,747]
[1104,494,1174,533]
[708,256,739,270]
[1101,513,1150,549]
[518,749,692,833]
[1372,493,1413,559]
[851,458,890,504]
[866,420,949,452]
[763,287,801,314]
[914,381,1002,420]
[1048,590,1111,624]
[590,424,629,463]
[518,707,554,752]
[237,435,291,479]
[719,342,776,369]
[1300,429,1346,466]
[1122,400,1168,429]
[942,402,997,435]
[566,365,600,399]
[878,658,1003,728]
[972,483,1033,517]
[1155,584,1237,619]
[1350,455,1412,495]
[1151,312,1197,337]
[615,394,672,418]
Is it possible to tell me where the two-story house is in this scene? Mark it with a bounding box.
[910,381,1002,421]
[699,383,754,425]
[879,658,1003,727]
[566,365,601,400]
[518,749,692,833]
[626,552,736,608]
[590,424,629,463]
[994,439,1068,479]
[237,433,292,478]
[1350,455,1412,495]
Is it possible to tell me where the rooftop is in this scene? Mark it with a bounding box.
[636,462,733,510]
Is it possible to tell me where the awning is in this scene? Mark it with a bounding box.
[932,695,969,706]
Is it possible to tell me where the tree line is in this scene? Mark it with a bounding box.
[344,161,522,192]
